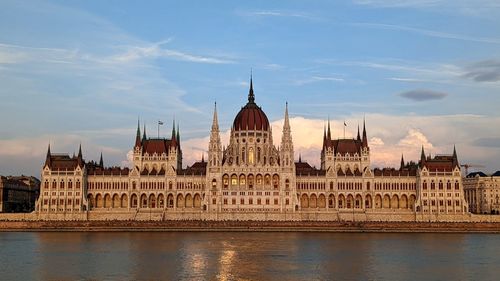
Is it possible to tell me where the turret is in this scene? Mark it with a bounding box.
[357,124,361,141]
[400,154,405,170]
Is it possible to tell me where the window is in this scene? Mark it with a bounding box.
[286,199,289,205]
[232,198,236,205]
[274,199,278,205]
[212,198,216,204]
[224,199,228,204]
[265,198,270,205]
[240,198,245,205]
[248,147,254,164]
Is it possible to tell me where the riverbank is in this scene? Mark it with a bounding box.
[1,220,500,233]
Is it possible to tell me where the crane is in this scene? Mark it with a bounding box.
[460,164,485,176]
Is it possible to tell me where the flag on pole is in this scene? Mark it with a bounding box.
[344,121,347,127]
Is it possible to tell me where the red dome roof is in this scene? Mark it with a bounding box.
[232,77,270,131]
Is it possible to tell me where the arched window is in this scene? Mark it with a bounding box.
[257,148,261,163]
[285,179,290,189]
[212,179,217,188]
[223,174,229,189]
[248,147,254,164]
[241,148,246,163]
[423,181,427,190]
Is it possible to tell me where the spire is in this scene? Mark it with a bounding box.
[357,123,361,141]
[142,123,147,142]
[400,154,405,170]
[327,117,332,140]
[171,118,176,140]
[362,117,368,147]
[135,118,141,147]
[211,102,219,131]
[45,143,51,167]
[99,152,103,167]
[299,153,302,163]
[77,143,83,167]
[420,145,426,167]
[201,153,204,163]
[452,145,459,167]
[284,102,290,129]
[248,71,255,104]
[77,143,82,159]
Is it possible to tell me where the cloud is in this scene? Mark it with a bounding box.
[351,22,500,45]
[112,40,234,64]
[295,76,345,85]
[398,89,448,101]
[3,113,500,176]
[241,10,321,21]
[472,137,500,148]
[463,59,500,82]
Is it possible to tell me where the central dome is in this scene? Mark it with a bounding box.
[232,78,270,131]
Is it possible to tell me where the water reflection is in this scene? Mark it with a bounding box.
[0,232,499,280]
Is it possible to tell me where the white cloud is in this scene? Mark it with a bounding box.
[112,40,234,64]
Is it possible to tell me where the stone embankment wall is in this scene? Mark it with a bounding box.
[2,211,500,223]
[1,220,500,233]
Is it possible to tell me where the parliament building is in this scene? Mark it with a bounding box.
[35,78,469,221]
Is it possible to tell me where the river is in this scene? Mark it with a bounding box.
[0,232,499,280]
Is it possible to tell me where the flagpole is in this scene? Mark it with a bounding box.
[343,120,346,139]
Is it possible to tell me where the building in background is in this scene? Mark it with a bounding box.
[0,176,40,212]
[464,171,500,214]
[35,78,469,221]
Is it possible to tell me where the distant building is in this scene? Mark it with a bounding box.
[0,176,40,212]
[35,77,469,220]
[464,171,500,214]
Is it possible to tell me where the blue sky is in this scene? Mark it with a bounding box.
[1,0,500,176]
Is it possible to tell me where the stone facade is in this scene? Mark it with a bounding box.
[464,172,500,214]
[34,79,469,221]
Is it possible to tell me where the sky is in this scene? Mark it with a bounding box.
[1,0,500,177]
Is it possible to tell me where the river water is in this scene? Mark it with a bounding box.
[0,232,499,280]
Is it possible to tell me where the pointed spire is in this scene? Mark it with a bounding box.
[362,117,368,147]
[45,143,51,167]
[400,154,405,170]
[327,117,332,140]
[284,102,290,129]
[211,102,219,131]
[77,143,82,159]
[248,71,255,104]
[135,118,141,147]
[99,152,103,167]
[77,143,83,167]
[420,145,426,167]
[452,145,459,167]
[357,123,361,141]
[299,153,302,163]
[201,153,204,163]
[142,123,147,141]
